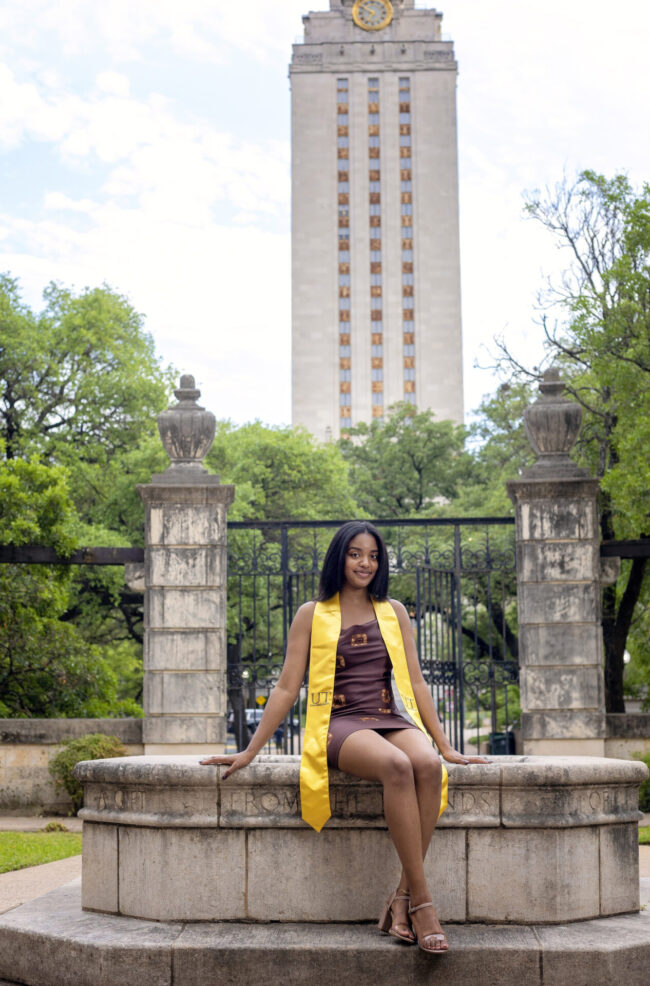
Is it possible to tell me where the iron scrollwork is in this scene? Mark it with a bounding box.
[421,660,458,687]
[463,659,519,692]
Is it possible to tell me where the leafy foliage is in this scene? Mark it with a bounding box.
[48,733,127,813]
[207,420,359,521]
[0,456,144,718]
[492,171,650,710]
[458,383,536,515]
[0,276,175,716]
[42,821,69,832]
[338,402,470,517]
[0,450,77,553]
[0,274,171,469]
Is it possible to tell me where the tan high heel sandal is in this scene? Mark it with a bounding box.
[377,889,416,944]
[408,900,449,954]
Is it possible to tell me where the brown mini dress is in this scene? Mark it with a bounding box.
[326,618,419,768]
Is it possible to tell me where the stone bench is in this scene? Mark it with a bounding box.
[75,754,647,925]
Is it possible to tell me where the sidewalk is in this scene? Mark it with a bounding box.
[0,857,81,915]
[0,818,83,916]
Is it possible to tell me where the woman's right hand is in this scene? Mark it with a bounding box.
[199,749,254,779]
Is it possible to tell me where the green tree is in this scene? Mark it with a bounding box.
[0,275,171,471]
[207,420,359,520]
[338,402,470,518]
[453,382,536,516]
[0,275,176,712]
[493,170,650,711]
[0,454,140,717]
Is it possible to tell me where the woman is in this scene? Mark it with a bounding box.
[201,521,488,954]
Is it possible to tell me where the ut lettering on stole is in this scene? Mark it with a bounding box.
[310,691,332,706]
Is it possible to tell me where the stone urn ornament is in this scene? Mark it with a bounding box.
[521,367,590,479]
[153,374,220,484]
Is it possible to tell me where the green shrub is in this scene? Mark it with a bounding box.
[635,752,650,812]
[42,821,68,832]
[48,733,127,814]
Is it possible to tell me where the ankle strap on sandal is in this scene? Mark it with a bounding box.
[409,900,433,914]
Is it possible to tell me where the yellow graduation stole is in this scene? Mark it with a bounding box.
[299,593,448,831]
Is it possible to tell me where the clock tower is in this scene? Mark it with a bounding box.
[291,2,463,441]
[351,1,395,32]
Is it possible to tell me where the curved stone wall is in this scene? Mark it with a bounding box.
[75,754,647,924]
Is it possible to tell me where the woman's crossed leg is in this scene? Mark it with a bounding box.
[337,727,447,950]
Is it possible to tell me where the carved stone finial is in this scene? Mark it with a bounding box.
[154,374,219,485]
[521,367,590,479]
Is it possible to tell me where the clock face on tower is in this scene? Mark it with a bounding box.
[352,0,394,32]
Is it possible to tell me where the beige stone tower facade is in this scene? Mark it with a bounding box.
[290,0,463,441]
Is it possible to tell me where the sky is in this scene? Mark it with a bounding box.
[1,0,649,429]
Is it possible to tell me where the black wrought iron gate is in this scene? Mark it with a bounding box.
[414,526,518,755]
[226,518,518,755]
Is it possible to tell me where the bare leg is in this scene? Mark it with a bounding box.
[384,729,446,947]
[338,730,428,894]
[337,729,446,949]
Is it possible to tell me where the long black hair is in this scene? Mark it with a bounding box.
[317,521,389,601]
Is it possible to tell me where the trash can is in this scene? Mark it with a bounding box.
[489,731,516,755]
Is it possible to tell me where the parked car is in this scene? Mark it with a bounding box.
[227,708,300,748]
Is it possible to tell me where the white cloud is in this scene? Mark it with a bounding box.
[1,205,292,423]
[95,71,131,97]
[43,192,96,214]
[0,63,290,222]
[0,0,309,65]
[0,50,293,424]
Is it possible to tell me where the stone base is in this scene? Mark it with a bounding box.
[0,882,649,986]
[524,739,606,756]
[75,754,648,925]
[143,743,224,756]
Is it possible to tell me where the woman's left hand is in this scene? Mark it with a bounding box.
[440,747,491,765]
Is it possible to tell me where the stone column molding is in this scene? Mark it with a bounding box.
[137,376,235,756]
[507,368,605,756]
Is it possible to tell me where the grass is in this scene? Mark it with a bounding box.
[0,831,82,874]
[640,826,650,846]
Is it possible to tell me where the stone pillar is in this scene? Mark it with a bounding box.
[137,375,234,756]
[507,369,606,756]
